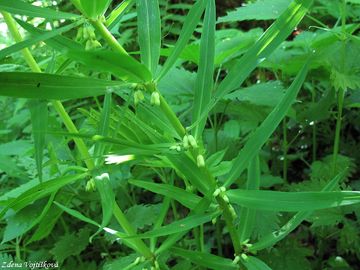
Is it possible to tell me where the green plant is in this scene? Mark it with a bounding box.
[0,0,359,269]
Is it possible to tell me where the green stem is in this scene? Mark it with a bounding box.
[3,11,152,259]
[91,19,128,55]
[2,12,41,73]
[332,87,345,174]
[282,118,288,182]
[159,94,186,137]
[216,197,241,255]
[311,89,317,162]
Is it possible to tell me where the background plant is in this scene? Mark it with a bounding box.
[0,0,359,269]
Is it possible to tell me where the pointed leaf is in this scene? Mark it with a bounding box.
[192,0,215,139]
[224,61,309,187]
[137,0,161,75]
[0,72,124,100]
[0,0,80,19]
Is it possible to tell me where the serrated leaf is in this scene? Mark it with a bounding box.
[218,0,291,22]
[125,204,161,230]
[50,228,90,263]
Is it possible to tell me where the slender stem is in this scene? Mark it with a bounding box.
[215,219,223,256]
[159,95,186,137]
[282,118,288,182]
[216,197,242,255]
[311,89,317,162]
[91,19,128,55]
[2,12,41,73]
[332,87,345,174]
[2,12,152,259]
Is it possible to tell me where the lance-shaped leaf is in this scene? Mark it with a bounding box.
[0,173,87,219]
[129,179,202,210]
[192,0,215,139]
[241,256,273,270]
[171,248,238,270]
[249,171,345,251]
[29,100,48,182]
[238,155,260,243]
[79,0,112,18]
[226,190,360,212]
[156,0,206,80]
[0,0,80,19]
[0,72,125,100]
[137,0,161,76]
[215,0,313,100]
[92,173,114,240]
[224,61,309,187]
[0,20,84,60]
[66,50,152,82]
[189,0,313,127]
[123,211,220,239]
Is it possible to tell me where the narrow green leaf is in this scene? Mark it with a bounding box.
[215,0,313,100]
[241,256,273,270]
[192,0,215,139]
[123,211,220,239]
[224,61,309,187]
[94,91,112,165]
[66,50,152,82]
[129,179,202,210]
[0,173,87,219]
[79,0,111,18]
[0,72,124,100]
[238,155,260,243]
[16,19,83,52]
[137,0,161,76]
[156,0,206,80]
[28,192,74,244]
[0,20,84,60]
[93,173,114,236]
[166,153,213,194]
[106,0,135,28]
[0,0,80,19]
[171,247,238,270]
[227,190,360,212]
[54,201,101,228]
[249,171,345,251]
[29,100,48,182]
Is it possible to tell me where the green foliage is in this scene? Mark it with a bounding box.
[0,0,359,269]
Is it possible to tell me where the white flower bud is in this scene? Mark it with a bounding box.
[220,186,226,192]
[222,194,230,203]
[183,135,189,149]
[187,135,198,148]
[197,154,205,168]
[213,188,221,197]
[232,255,241,264]
[134,90,144,105]
[150,92,160,106]
[241,254,249,261]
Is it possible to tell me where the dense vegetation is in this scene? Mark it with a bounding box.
[0,0,359,269]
